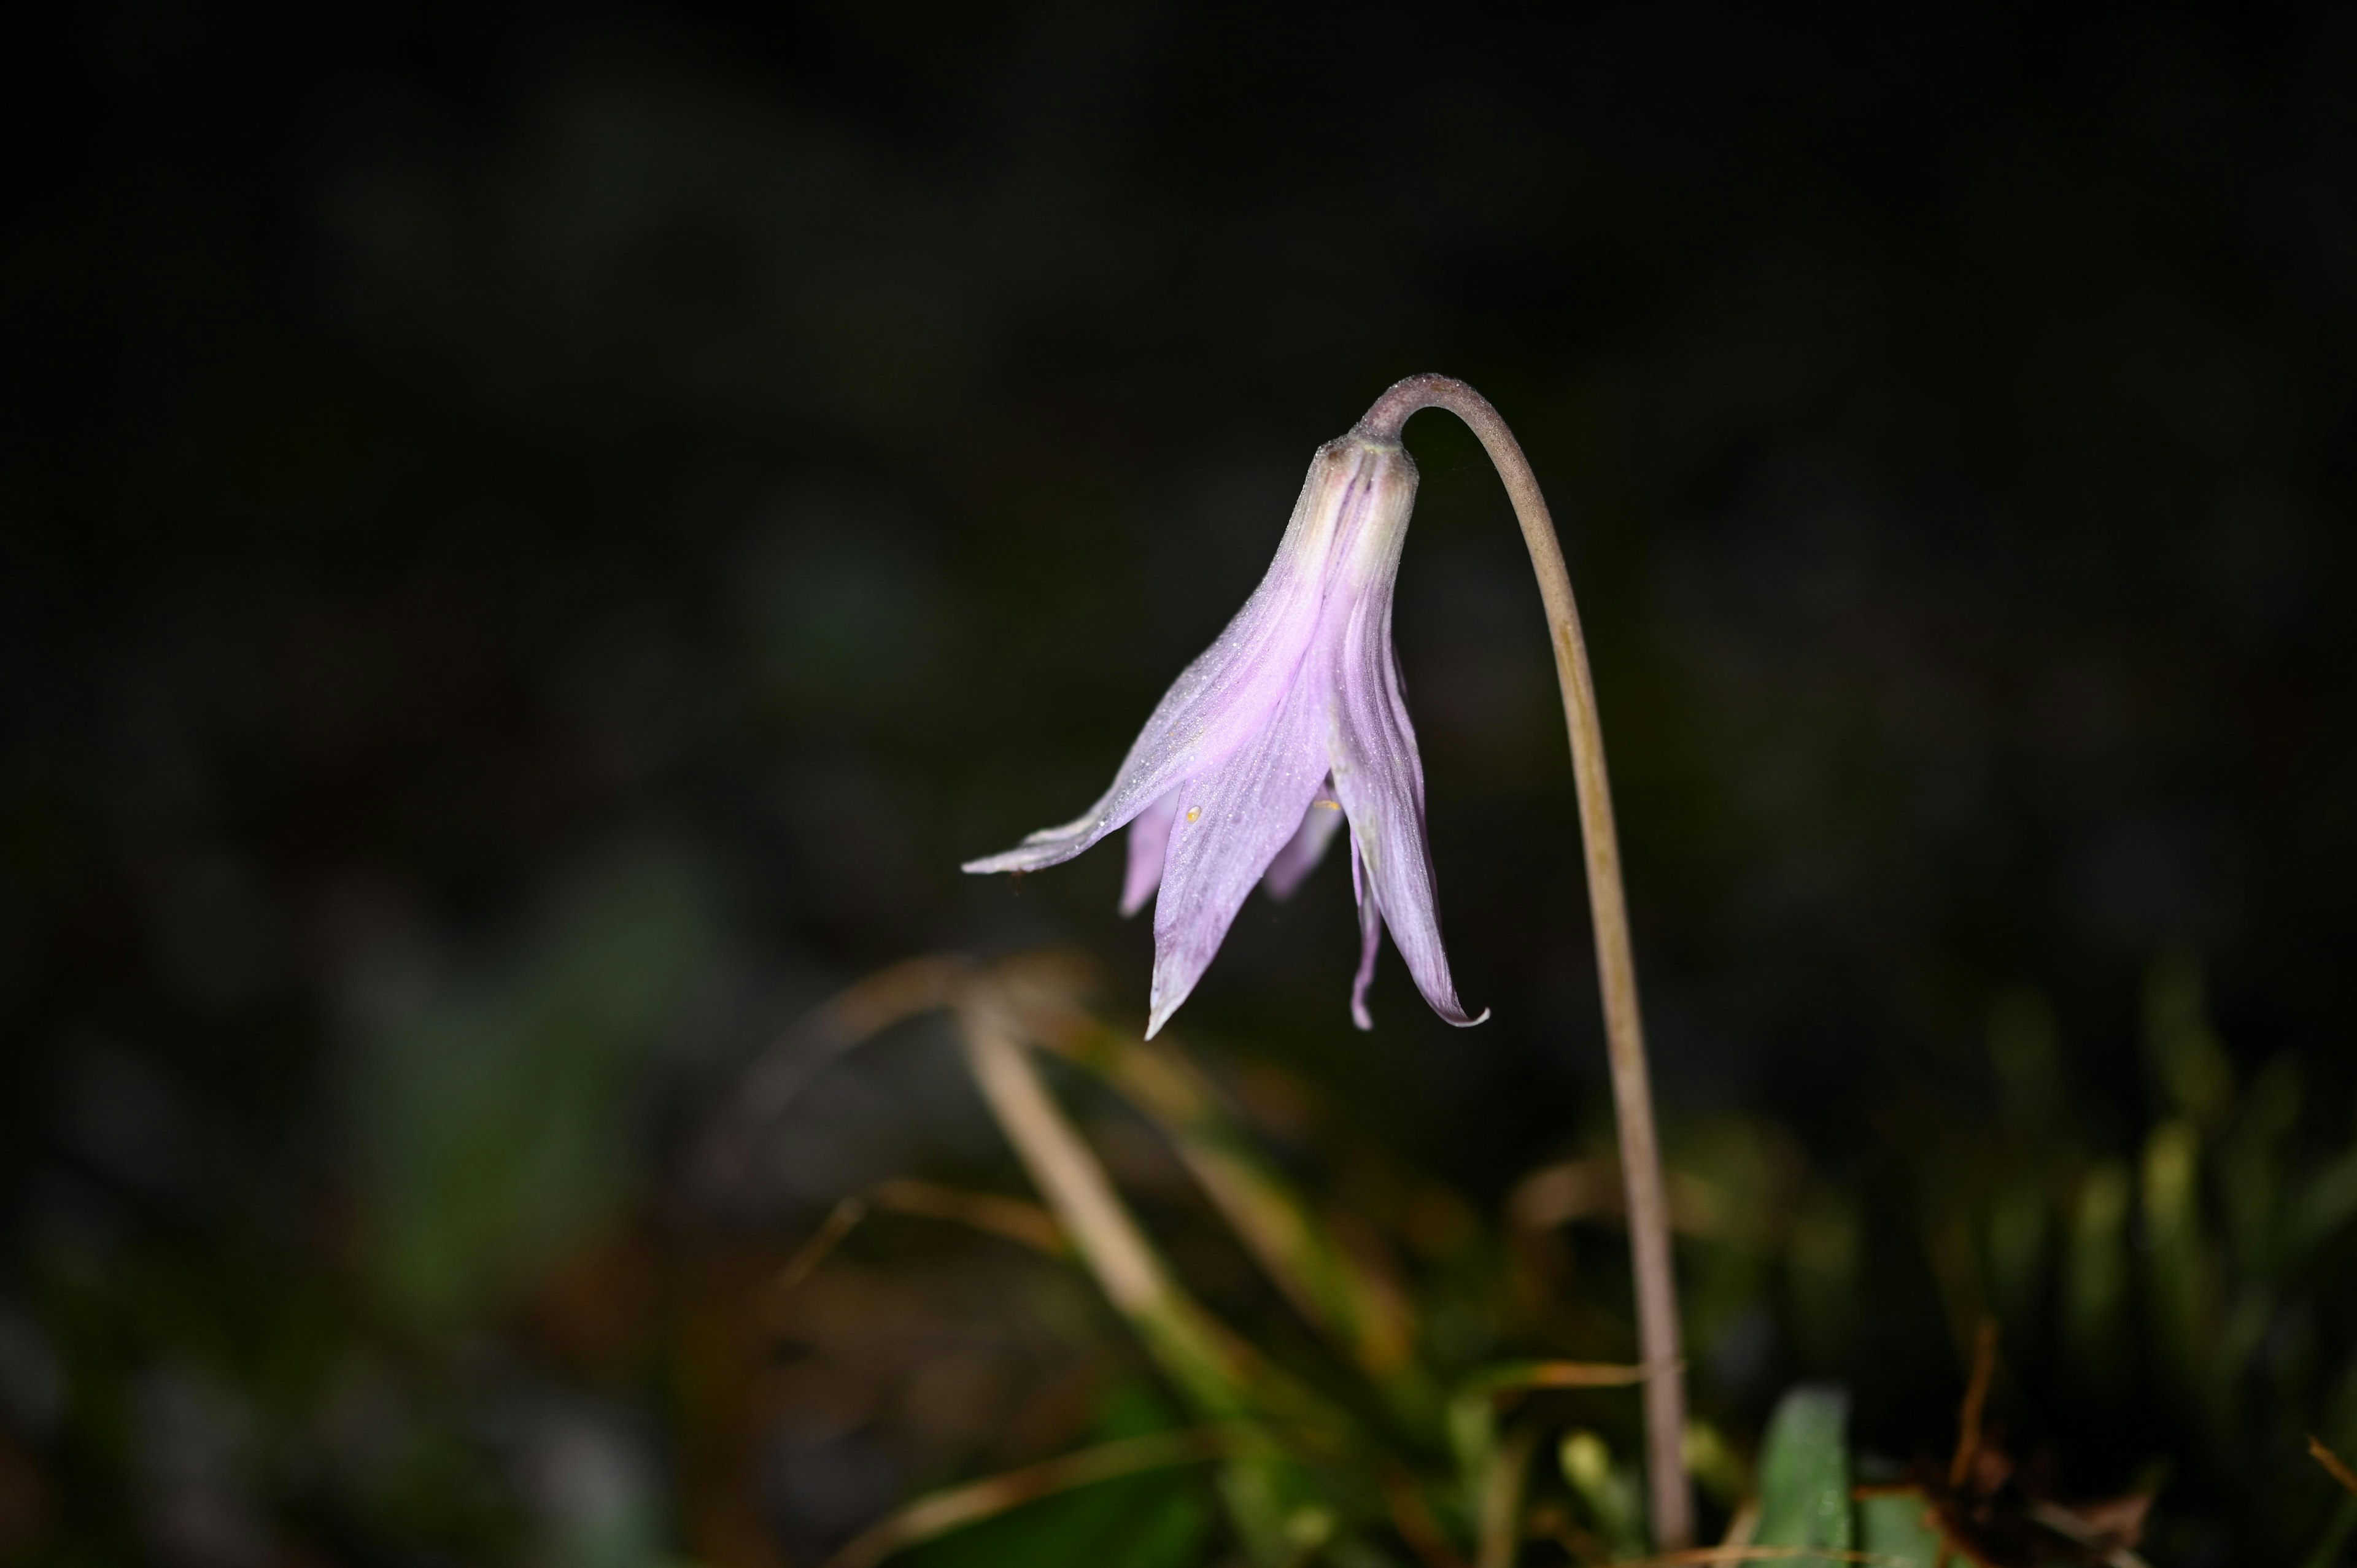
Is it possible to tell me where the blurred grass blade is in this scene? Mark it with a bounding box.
[1037,1011,1437,1419]
[2024,1500,2154,1568]
[1947,1320,1996,1491]
[2140,1119,2215,1400]
[2308,1497,2357,1568]
[869,1178,1066,1256]
[1379,1467,1467,1568]
[954,989,1254,1417]
[762,1183,1064,1325]
[1613,1550,1906,1565]
[1459,1359,1655,1396]
[953,982,1357,1564]
[767,1195,867,1304]
[2288,1146,2357,1262]
[2313,1435,2357,1498]
[1476,1424,1540,1568]
[691,954,977,1199]
[2064,1161,2132,1389]
[818,1426,1260,1568]
[1753,1386,1852,1562]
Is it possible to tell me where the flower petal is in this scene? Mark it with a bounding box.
[1349,834,1380,1031]
[962,442,1381,878]
[1146,676,1329,1037]
[1119,790,1178,916]
[1324,525,1487,1029]
[1261,776,1344,901]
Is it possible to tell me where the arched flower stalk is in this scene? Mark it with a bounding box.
[965,374,1691,1548]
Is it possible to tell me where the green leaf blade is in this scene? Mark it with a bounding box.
[1754,1385,1852,1560]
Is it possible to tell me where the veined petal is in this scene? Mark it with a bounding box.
[1261,776,1344,901]
[962,441,1390,878]
[1119,790,1178,916]
[1323,493,1487,1029]
[1349,834,1381,1030]
[1147,676,1329,1038]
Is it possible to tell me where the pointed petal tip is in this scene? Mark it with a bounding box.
[1144,957,1203,1040]
[1421,990,1490,1027]
[963,835,1087,877]
[1347,997,1485,1030]
[1144,963,1198,1039]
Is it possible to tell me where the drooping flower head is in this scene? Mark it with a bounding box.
[964,425,1486,1039]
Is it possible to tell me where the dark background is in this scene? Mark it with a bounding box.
[6,2,2356,1564]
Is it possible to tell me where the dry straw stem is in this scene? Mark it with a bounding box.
[1358,373,1690,1548]
[955,978,1362,1566]
[1380,1466,1469,1568]
[1046,1017,1433,1414]
[718,959,1349,1564]
[867,1178,1066,1256]
[767,1194,869,1304]
[1616,1551,1914,1567]
[2314,1435,2357,1499]
[690,954,1336,1429]
[818,1424,1264,1568]
[955,990,1188,1326]
[761,1180,1069,1318]
[953,979,1341,1432]
[1948,1319,1999,1491]
[2021,1501,2154,1568]
[1458,1359,1660,1396]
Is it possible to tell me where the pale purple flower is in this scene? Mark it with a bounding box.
[965,430,1488,1039]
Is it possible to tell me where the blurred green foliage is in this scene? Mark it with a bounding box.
[894,1386,1212,1568]
[781,954,2352,1567]
[352,846,719,1321]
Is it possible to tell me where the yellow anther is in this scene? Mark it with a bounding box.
[1314,799,1341,810]
[1185,806,1201,822]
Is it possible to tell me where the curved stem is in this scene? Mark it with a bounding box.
[1358,373,1692,1550]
